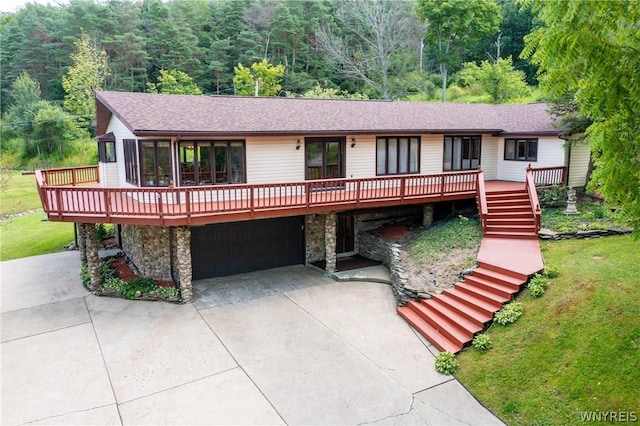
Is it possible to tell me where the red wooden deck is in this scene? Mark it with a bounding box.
[37,167,480,225]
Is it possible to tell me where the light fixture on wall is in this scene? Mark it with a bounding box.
[296,139,301,150]
[351,137,356,148]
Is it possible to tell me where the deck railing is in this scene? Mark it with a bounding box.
[36,167,480,225]
[476,168,488,233]
[529,165,566,187]
[40,165,100,186]
[525,166,542,232]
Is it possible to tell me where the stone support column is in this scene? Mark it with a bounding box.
[77,223,87,264]
[82,223,101,291]
[175,226,193,303]
[324,212,337,274]
[422,204,434,228]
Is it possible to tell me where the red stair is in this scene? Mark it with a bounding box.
[397,185,542,353]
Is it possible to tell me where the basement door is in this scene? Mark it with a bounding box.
[191,216,304,279]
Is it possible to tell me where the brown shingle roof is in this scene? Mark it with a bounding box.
[95,91,557,137]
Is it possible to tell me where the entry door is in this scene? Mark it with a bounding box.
[305,137,345,180]
[336,214,355,254]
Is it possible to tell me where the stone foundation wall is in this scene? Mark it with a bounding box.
[358,231,417,306]
[121,225,172,280]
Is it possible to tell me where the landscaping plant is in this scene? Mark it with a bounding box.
[435,351,459,375]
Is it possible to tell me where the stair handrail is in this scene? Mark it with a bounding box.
[525,164,541,232]
[476,167,488,233]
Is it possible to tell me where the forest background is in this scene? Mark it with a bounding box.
[0,0,538,169]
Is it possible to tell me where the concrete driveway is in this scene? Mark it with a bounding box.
[1,251,503,425]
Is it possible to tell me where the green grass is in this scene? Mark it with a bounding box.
[0,212,75,260]
[409,215,483,264]
[0,172,43,217]
[457,236,640,426]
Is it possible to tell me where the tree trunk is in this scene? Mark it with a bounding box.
[440,62,448,102]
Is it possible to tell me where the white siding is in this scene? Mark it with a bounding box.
[346,135,375,178]
[481,135,499,180]
[568,142,590,188]
[246,136,305,183]
[497,137,565,182]
[99,163,119,186]
[106,116,136,188]
[420,134,443,174]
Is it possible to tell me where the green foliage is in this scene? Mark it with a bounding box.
[435,351,459,374]
[541,199,626,233]
[537,186,566,208]
[416,0,502,101]
[523,0,640,234]
[409,216,483,265]
[95,223,115,241]
[494,301,523,325]
[472,333,492,352]
[298,83,368,99]
[62,33,110,128]
[233,60,285,97]
[31,103,85,158]
[146,69,202,95]
[527,274,550,298]
[541,266,559,279]
[457,57,531,104]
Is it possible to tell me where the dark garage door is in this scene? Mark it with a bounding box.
[191,216,304,279]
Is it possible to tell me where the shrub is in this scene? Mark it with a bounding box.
[472,333,492,352]
[494,301,523,325]
[528,281,546,298]
[541,266,560,279]
[537,186,567,208]
[435,351,459,374]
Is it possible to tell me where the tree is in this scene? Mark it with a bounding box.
[233,60,285,97]
[457,57,530,103]
[62,33,110,129]
[4,71,44,151]
[317,0,424,100]
[298,83,369,99]
[522,0,640,232]
[146,69,202,95]
[32,104,82,157]
[416,0,502,102]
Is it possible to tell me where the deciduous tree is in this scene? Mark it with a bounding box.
[62,33,110,128]
[522,0,640,232]
[146,69,202,95]
[233,60,285,96]
[417,0,501,102]
[457,57,530,103]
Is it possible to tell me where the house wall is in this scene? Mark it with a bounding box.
[568,142,590,188]
[346,135,375,178]
[496,136,565,182]
[99,162,119,186]
[480,136,500,180]
[420,134,444,174]
[246,136,305,183]
[105,115,136,188]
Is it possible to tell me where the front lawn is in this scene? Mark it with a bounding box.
[0,172,43,217]
[456,235,640,425]
[0,212,75,261]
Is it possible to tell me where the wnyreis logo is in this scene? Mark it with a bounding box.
[580,411,638,422]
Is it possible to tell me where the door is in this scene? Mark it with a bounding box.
[305,137,345,180]
[336,214,355,255]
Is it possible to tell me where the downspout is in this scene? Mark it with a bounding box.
[169,227,177,286]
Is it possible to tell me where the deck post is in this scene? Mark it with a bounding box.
[324,212,337,274]
[82,223,101,291]
[422,204,434,228]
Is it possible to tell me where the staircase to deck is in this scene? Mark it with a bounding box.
[398,183,543,353]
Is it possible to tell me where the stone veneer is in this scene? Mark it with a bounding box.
[358,230,415,305]
[121,225,172,281]
[305,214,326,263]
[174,226,193,303]
[324,212,337,273]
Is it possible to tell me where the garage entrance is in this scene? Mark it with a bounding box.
[191,216,305,279]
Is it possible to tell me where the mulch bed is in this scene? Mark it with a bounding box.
[109,255,174,288]
[377,225,410,243]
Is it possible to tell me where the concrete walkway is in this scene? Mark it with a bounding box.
[1,252,504,425]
